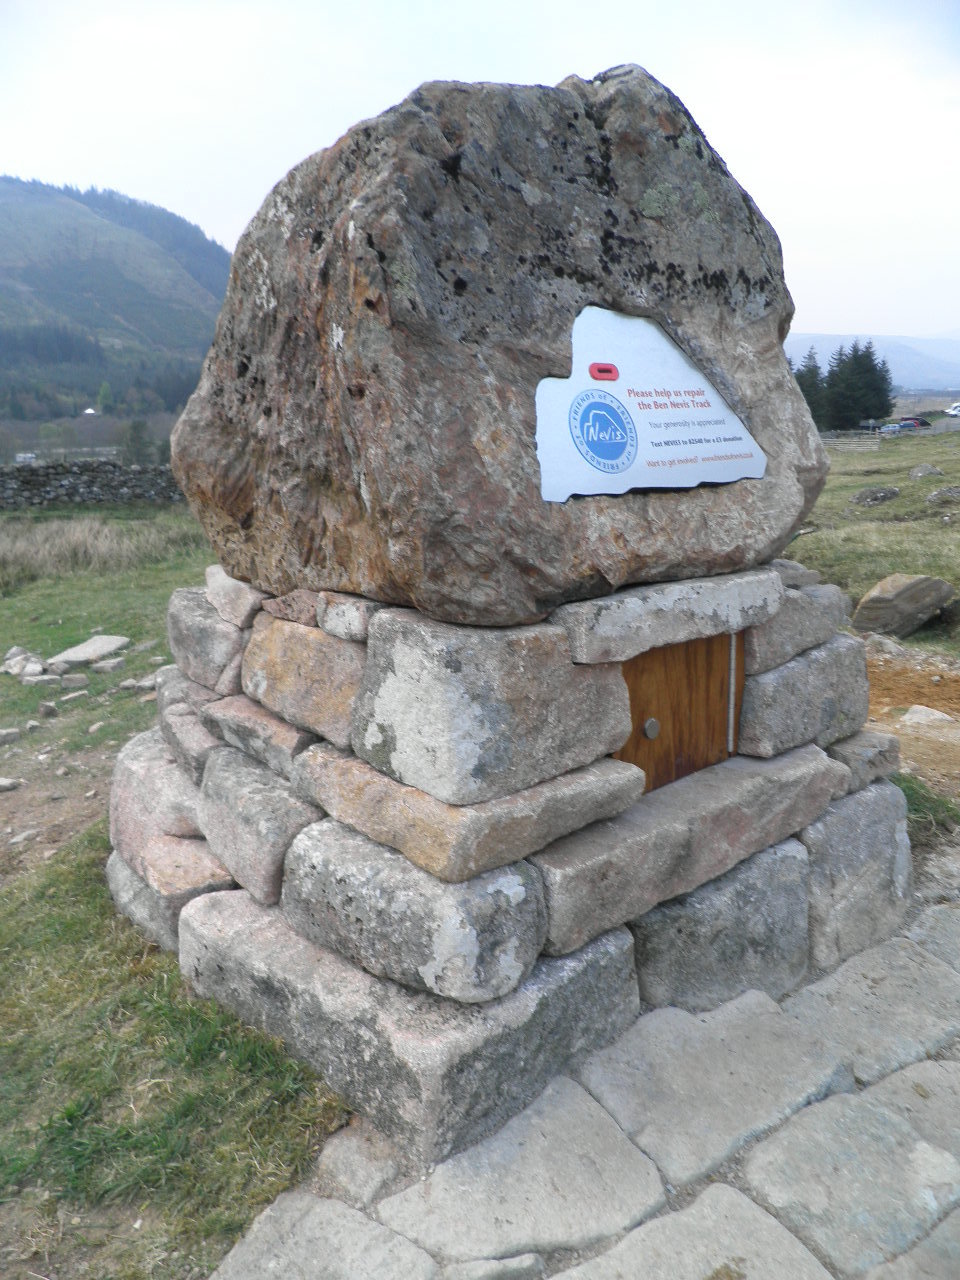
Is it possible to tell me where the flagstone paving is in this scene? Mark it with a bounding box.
[209,903,960,1279]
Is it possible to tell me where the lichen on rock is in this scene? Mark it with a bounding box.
[172,65,826,625]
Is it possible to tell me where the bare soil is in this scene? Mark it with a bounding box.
[866,644,960,793]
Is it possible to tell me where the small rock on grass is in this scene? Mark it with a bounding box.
[0,778,21,792]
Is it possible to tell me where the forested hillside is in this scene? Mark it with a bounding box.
[0,178,230,422]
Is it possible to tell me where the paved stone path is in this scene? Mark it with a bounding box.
[210,902,960,1279]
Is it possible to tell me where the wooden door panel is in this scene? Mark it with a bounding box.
[614,633,745,791]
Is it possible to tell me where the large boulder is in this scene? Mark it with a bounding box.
[172,66,826,626]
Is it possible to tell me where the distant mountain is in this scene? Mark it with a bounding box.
[0,177,231,421]
[784,332,960,394]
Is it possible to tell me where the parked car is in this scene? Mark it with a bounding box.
[899,417,930,429]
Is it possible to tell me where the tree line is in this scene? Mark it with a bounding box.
[790,341,894,432]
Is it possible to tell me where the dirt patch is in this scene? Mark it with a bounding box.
[0,1190,212,1279]
[0,741,118,888]
[866,644,960,794]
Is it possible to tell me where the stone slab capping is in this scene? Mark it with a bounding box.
[107,554,911,1169]
[549,567,784,664]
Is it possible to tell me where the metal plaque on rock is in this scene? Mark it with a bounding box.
[535,307,767,502]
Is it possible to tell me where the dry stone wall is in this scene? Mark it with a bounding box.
[0,461,184,508]
[108,558,909,1166]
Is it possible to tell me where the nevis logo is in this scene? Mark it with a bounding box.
[568,389,638,474]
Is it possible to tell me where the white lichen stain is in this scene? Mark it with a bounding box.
[418,915,480,994]
[486,870,527,906]
[249,249,277,315]
[908,1140,960,1207]
[367,640,484,794]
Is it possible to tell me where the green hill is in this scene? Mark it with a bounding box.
[0,178,230,421]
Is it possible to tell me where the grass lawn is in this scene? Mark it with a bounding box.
[794,431,960,655]
[0,504,347,1279]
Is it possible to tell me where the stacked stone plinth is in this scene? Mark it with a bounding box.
[108,558,910,1166]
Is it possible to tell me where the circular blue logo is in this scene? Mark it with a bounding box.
[569,390,638,474]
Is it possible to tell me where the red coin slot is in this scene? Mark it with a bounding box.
[589,362,619,381]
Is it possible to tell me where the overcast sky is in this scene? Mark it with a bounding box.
[2,0,958,338]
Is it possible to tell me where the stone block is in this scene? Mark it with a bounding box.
[318,590,384,641]
[167,587,247,691]
[770,557,821,588]
[107,841,233,951]
[178,892,640,1165]
[159,704,222,787]
[155,663,220,715]
[261,588,320,625]
[199,747,320,903]
[575,989,852,1188]
[242,613,365,750]
[281,820,547,1002]
[532,745,849,955]
[630,838,809,1010]
[826,729,900,792]
[801,780,911,969]
[738,633,869,757]
[291,743,646,882]
[204,563,266,628]
[351,610,631,805]
[783,939,960,1086]
[375,1077,664,1261]
[744,584,848,675]
[213,644,247,696]
[209,1192,439,1280]
[200,694,315,779]
[110,727,202,857]
[743,1091,960,1276]
[550,568,783,664]
[550,1184,832,1279]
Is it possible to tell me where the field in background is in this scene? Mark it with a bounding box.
[0,505,347,1279]
[794,431,960,654]
[4,443,960,1275]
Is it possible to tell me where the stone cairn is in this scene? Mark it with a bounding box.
[110,561,908,1167]
[108,67,909,1169]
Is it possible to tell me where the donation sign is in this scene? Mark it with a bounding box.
[535,307,766,502]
